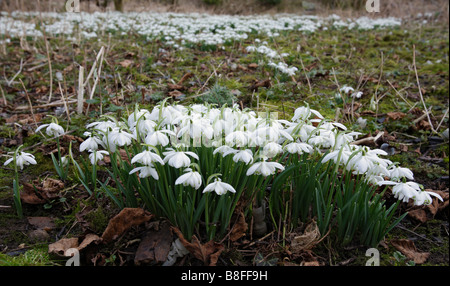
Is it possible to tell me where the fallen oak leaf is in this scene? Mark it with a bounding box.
[101,208,153,243]
[172,227,224,266]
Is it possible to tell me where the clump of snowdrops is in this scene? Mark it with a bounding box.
[14,100,442,246]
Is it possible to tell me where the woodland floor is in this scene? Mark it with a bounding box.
[0,10,448,267]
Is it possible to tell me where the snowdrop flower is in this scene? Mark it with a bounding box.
[284,142,314,155]
[131,150,164,166]
[135,119,157,136]
[4,152,37,170]
[232,149,254,164]
[378,181,443,206]
[203,178,236,195]
[414,190,444,206]
[246,158,285,177]
[80,133,104,152]
[86,120,116,133]
[262,142,283,158]
[321,144,355,165]
[35,122,65,137]
[213,145,235,156]
[129,165,159,180]
[292,106,324,122]
[388,165,414,181]
[89,150,109,165]
[335,131,361,148]
[351,91,363,99]
[128,109,151,128]
[163,148,199,169]
[145,130,175,147]
[340,85,354,94]
[175,168,202,189]
[225,130,250,147]
[108,128,134,147]
[346,147,388,174]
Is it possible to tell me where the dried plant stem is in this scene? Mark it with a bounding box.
[0,84,6,106]
[77,65,84,114]
[45,37,53,103]
[413,45,437,134]
[18,78,40,131]
[58,81,71,124]
[6,58,23,86]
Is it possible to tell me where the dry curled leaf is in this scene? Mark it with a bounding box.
[134,221,173,265]
[391,239,430,264]
[408,189,449,223]
[289,220,321,254]
[386,111,406,121]
[230,211,248,242]
[172,227,224,266]
[101,208,153,243]
[48,237,79,256]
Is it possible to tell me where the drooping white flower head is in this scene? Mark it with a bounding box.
[175,168,202,189]
[88,150,109,165]
[203,177,236,195]
[129,165,159,180]
[131,150,164,166]
[246,158,285,177]
[232,149,254,165]
[35,122,65,137]
[80,133,104,152]
[163,148,199,169]
[4,151,37,170]
[284,142,314,155]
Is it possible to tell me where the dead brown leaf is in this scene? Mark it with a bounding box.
[172,227,224,266]
[177,72,193,85]
[119,59,134,68]
[289,220,321,254]
[20,177,64,204]
[168,90,184,98]
[101,208,154,243]
[77,233,101,251]
[48,234,101,257]
[408,189,449,223]
[391,239,429,264]
[48,237,79,256]
[27,217,55,231]
[230,211,248,242]
[21,183,47,204]
[386,111,406,121]
[134,221,173,265]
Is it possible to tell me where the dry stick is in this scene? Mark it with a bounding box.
[77,65,84,114]
[299,54,312,94]
[58,81,71,124]
[6,58,23,86]
[387,80,414,109]
[435,106,449,132]
[44,37,53,103]
[18,78,40,133]
[374,51,384,118]
[412,45,437,134]
[0,84,6,106]
[15,100,77,111]
[87,48,105,107]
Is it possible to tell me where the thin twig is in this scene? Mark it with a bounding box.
[6,58,23,86]
[44,37,53,103]
[413,45,436,134]
[18,78,40,131]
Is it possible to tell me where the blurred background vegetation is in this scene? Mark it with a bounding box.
[0,0,448,23]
